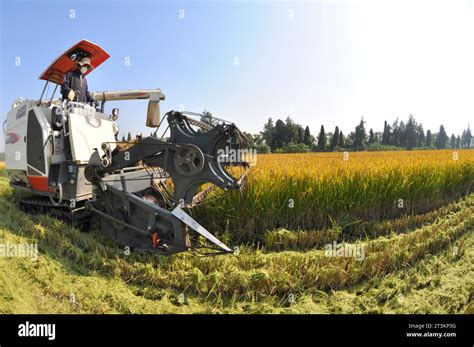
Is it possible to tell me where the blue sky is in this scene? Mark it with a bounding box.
[1,0,473,152]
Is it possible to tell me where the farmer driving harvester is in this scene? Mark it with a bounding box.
[60,56,97,105]
[59,56,98,158]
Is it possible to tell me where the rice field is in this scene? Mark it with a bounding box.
[0,149,473,313]
[196,149,474,244]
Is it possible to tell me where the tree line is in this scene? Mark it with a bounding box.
[247,115,472,153]
[115,111,472,154]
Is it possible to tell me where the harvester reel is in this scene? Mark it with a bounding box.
[173,144,205,176]
[84,111,248,254]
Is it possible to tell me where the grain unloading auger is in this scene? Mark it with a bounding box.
[3,40,249,256]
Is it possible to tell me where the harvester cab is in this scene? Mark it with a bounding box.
[4,40,249,256]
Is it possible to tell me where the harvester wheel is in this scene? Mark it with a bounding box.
[173,144,205,176]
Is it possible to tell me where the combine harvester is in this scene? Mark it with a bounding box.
[3,40,248,255]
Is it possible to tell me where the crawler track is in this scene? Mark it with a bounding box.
[19,197,93,230]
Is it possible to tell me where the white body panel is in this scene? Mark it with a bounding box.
[68,112,116,163]
[5,101,29,171]
[5,100,117,190]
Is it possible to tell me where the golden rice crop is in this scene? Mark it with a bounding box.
[196,149,474,242]
[1,171,472,313]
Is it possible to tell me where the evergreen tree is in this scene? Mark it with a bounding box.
[405,115,417,150]
[261,118,275,149]
[399,121,407,148]
[456,135,461,149]
[353,118,367,151]
[317,125,326,151]
[390,118,400,146]
[450,134,456,149]
[338,131,344,148]
[273,119,288,149]
[297,126,304,144]
[426,130,432,147]
[461,125,472,148]
[330,126,340,150]
[382,120,390,145]
[303,126,312,147]
[127,132,132,142]
[417,124,425,147]
[241,132,255,147]
[200,110,215,126]
[368,128,375,144]
[285,117,299,143]
[435,125,448,149]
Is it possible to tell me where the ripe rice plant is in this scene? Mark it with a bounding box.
[195,149,474,242]
[1,163,473,313]
[2,179,472,297]
[263,196,469,251]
